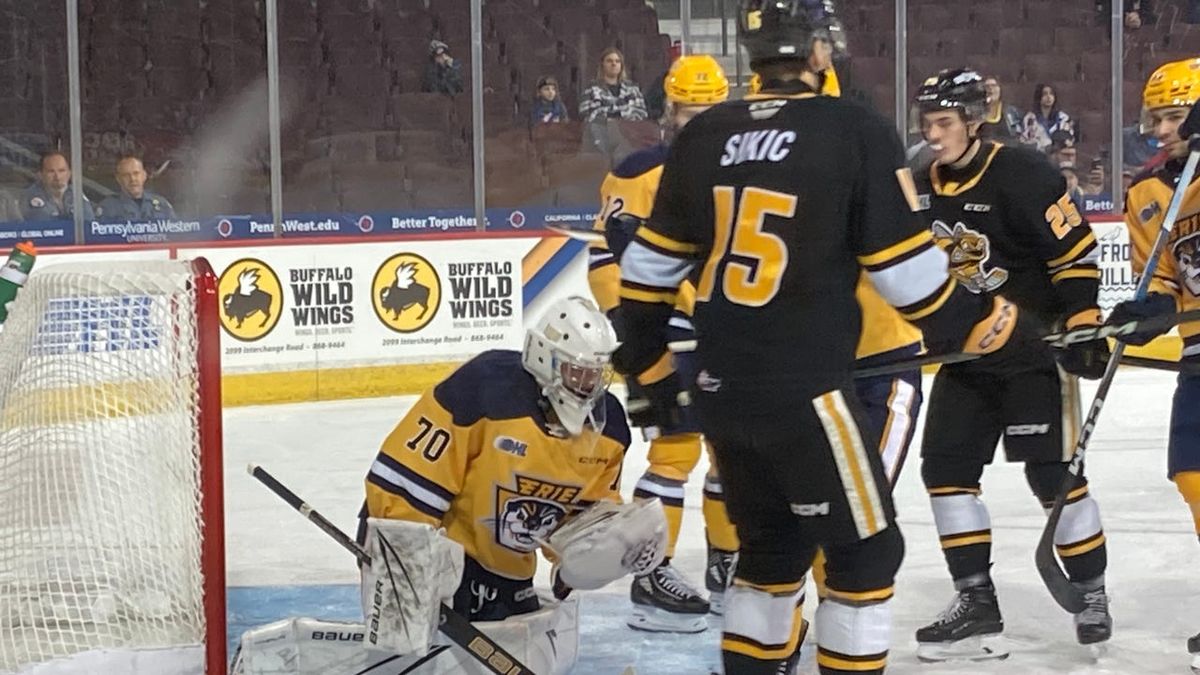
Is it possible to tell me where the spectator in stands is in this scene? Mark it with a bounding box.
[422,40,464,95]
[1021,83,1074,152]
[530,76,569,126]
[979,76,1023,144]
[20,151,93,222]
[1049,130,1078,168]
[96,155,176,221]
[1062,166,1086,212]
[1083,158,1108,196]
[1096,0,1155,28]
[579,48,648,122]
[1123,123,1160,169]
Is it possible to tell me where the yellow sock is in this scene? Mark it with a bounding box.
[811,549,829,600]
[703,470,740,552]
[1175,471,1200,537]
[634,433,703,558]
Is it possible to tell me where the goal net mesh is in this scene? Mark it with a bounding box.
[0,260,208,671]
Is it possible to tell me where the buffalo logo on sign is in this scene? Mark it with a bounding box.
[218,258,283,341]
[372,252,440,333]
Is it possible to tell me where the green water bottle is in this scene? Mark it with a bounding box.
[0,241,38,325]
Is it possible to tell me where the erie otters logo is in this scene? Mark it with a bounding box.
[372,252,440,333]
[218,258,283,341]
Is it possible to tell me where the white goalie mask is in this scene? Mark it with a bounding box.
[522,296,617,436]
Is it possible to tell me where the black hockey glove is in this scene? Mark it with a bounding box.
[625,375,691,431]
[1107,292,1177,346]
[1052,309,1111,379]
[604,213,646,260]
[1179,101,1200,142]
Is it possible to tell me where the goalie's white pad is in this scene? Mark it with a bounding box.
[544,498,667,590]
[360,518,464,656]
[230,594,579,675]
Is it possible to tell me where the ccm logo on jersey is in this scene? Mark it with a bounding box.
[1006,424,1050,436]
[790,501,830,517]
[963,203,992,212]
[719,129,796,166]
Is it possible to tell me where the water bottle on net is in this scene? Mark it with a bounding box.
[0,241,38,325]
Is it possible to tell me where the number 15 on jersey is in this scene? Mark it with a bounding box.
[696,186,797,307]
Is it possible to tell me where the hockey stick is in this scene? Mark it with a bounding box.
[247,464,534,675]
[1121,354,1200,374]
[1042,307,1200,348]
[1035,143,1200,613]
[545,224,604,243]
[853,351,979,378]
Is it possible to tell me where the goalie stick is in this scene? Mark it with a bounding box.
[1035,141,1200,613]
[247,464,534,675]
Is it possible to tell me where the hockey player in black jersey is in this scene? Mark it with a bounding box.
[910,69,1113,662]
[611,3,1021,674]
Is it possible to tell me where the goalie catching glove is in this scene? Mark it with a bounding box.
[543,498,668,594]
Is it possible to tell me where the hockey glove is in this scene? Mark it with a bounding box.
[1107,292,1177,346]
[625,373,691,431]
[1053,308,1111,379]
[604,213,646,261]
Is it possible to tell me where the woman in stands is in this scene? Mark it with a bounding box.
[579,47,648,122]
[1021,83,1074,151]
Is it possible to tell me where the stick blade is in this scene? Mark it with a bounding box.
[545,224,605,243]
[1034,520,1087,614]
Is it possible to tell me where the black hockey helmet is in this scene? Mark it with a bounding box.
[914,68,989,123]
[739,0,847,69]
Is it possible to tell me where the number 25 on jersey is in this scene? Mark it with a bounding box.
[696,186,796,307]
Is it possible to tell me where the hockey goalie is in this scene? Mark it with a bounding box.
[231,296,668,674]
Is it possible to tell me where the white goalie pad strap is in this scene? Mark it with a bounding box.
[361,518,464,656]
[230,597,579,675]
[544,499,667,590]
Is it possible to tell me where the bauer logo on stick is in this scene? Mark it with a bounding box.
[372,252,440,333]
[218,258,283,341]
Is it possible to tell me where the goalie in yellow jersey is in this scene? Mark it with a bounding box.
[357,296,668,674]
[588,53,737,634]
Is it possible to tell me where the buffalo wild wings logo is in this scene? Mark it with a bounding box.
[491,475,580,553]
[218,258,283,341]
[931,220,1009,293]
[371,253,440,333]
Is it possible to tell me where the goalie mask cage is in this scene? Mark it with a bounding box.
[0,258,225,675]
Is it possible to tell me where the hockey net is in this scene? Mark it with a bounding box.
[0,259,224,675]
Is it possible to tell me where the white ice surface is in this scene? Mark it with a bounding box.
[225,368,1198,674]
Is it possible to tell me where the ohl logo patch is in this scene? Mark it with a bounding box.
[218,258,283,341]
[372,252,440,333]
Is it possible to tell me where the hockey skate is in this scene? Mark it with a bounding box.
[915,580,1009,663]
[1188,631,1199,673]
[629,561,709,633]
[704,544,734,615]
[1072,578,1112,646]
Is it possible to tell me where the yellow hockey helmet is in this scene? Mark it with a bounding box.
[748,73,762,95]
[746,66,840,97]
[1141,58,1200,133]
[1144,58,1200,111]
[664,54,730,105]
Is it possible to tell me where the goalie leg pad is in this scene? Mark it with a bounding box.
[230,599,579,675]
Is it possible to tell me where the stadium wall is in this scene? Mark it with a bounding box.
[27,218,1175,407]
